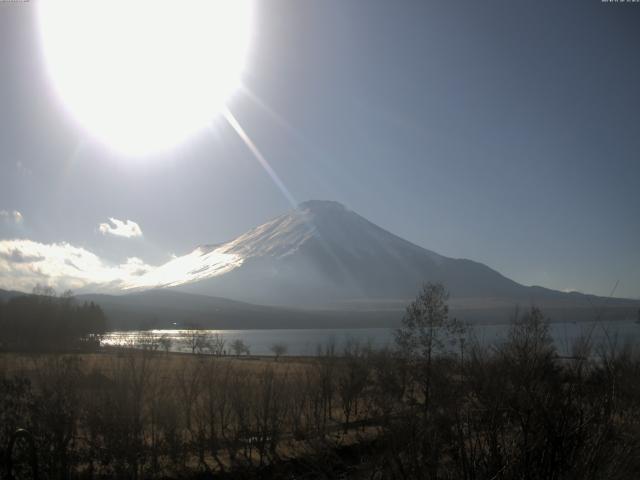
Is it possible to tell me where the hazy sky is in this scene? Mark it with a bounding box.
[0,0,639,298]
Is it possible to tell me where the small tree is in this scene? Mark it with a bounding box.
[501,306,555,372]
[158,334,172,353]
[395,283,464,408]
[338,339,370,432]
[186,330,209,355]
[208,333,226,356]
[137,332,161,352]
[230,339,250,357]
[270,343,287,361]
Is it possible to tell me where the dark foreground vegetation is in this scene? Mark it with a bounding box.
[0,286,106,352]
[1,284,640,479]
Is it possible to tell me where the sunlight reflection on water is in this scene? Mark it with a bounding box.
[101,321,640,357]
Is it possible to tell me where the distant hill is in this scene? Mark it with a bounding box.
[1,286,636,331]
[0,288,25,302]
[75,289,400,330]
[87,290,639,330]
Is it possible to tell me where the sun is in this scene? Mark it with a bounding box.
[37,0,253,156]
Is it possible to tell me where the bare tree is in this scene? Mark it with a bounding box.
[175,358,205,469]
[395,282,464,409]
[137,332,161,352]
[338,339,370,432]
[252,367,289,465]
[158,334,172,353]
[209,333,226,357]
[185,330,209,355]
[230,338,250,356]
[270,343,287,361]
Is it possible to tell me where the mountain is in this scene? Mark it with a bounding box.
[2,198,638,327]
[0,288,25,302]
[120,200,639,323]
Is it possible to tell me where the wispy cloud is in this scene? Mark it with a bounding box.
[99,217,143,238]
[0,210,23,224]
[0,239,153,293]
[0,239,242,294]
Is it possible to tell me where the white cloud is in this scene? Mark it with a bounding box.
[98,217,143,238]
[0,239,243,294]
[0,210,23,224]
[0,239,154,293]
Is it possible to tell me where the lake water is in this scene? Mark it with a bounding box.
[101,320,640,356]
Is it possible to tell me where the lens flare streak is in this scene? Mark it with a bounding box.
[223,108,297,207]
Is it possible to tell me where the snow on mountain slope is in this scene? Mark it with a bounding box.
[124,200,529,307]
[123,247,242,290]
[124,201,332,290]
[217,200,445,262]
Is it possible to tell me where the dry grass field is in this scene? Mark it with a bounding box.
[3,304,640,479]
[0,349,315,380]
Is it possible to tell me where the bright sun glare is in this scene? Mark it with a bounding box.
[38,0,253,156]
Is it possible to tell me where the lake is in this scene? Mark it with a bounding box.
[101,319,640,356]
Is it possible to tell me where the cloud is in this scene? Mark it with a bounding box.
[0,248,44,264]
[98,217,143,238]
[0,210,23,224]
[0,239,154,293]
[0,238,243,294]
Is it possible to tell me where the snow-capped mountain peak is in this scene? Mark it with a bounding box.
[125,200,522,307]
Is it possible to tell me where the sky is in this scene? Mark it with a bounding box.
[0,0,639,298]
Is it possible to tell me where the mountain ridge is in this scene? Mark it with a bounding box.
[3,200,637,326]
[118,200,637,318]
